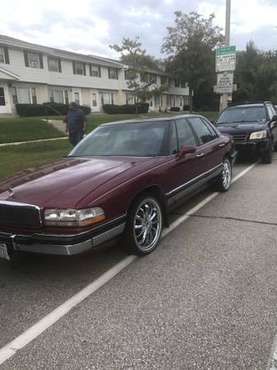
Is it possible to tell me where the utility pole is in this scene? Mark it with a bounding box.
[220,0,231,111]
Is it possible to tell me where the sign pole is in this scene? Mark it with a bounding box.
[220,0,232,112]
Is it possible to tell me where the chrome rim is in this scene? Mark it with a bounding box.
[222,160,232,189]
[133,198,162,252]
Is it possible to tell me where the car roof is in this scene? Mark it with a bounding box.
[226,103,264,109]
[101,114,204,126]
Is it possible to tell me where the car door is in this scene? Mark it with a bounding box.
[187,116,224,174]
[266,103,277,145]
[163,118,200,206]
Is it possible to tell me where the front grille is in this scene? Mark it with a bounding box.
[232,134,248,142]
[0,201,41,227]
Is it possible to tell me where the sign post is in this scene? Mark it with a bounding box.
[214,45,236,112]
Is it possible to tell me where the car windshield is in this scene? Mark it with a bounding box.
[217,106,267,124]
[69,121,169,157]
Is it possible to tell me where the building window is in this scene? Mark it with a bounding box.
[49,88,64,104]
[126,93,134,104]
[100,92,114,105]
[92,93,97,107]
[181,81,187,88]
[90,64,101,77]
[0,87,5,105]
[73,61,86,75]
[141,72,149,83]
[64,90,69,105]
[161,76,168,85]
[74,92,80,104]
[11,87,17,104]
[125,70,136,80]
[0,47,9,64]
[24,51,43,69]
[108,68,118,80]
[17,87,31,104]
[48,57,61,72]
[175,79,180,88]
[149,74,157,83]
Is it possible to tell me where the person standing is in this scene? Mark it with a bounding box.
[64,102,86,146]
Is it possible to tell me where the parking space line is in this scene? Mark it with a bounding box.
[0,162,257,366]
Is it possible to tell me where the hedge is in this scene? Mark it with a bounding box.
[16,103,91,117]
[170,107,180,112]
[103,103,149,114]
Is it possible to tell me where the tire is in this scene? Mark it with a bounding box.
[215,158,232,192]
[261,142,272,164]
[123,194,163,256]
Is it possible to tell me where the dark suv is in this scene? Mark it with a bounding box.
[216,102,277,163]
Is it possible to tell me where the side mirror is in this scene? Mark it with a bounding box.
[272,115,277,122]
[177,145,196,159]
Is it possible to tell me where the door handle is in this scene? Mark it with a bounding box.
[217,143,225,148]
[196,152,205,158]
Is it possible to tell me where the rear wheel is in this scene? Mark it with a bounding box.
[261,142,272,164]
[215,158,232,192]
[123,195,163,256]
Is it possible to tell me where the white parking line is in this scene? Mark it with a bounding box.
[0,137,67,148]
[0,162,257,366]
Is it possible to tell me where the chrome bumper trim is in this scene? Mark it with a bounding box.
[13,223,126,256]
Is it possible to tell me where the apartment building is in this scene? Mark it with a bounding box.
[0,35,190,115]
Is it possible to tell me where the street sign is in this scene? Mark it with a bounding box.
[216,45,236,72]
[214,72,234,94]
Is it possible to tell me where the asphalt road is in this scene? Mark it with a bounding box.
[0,157,277,369]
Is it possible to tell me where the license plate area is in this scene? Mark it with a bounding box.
[0,243,10,261]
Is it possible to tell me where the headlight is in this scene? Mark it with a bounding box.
[249,130,267,140]
[44,207,105,227]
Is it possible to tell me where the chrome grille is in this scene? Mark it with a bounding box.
[0,201,41,227]
[232,134,248,142]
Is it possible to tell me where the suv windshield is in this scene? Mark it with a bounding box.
[69,121,169,157]
[217,106,267,124]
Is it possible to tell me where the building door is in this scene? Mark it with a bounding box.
[91,92,99,112]
[0,84,11,114]
[72,88,82,105]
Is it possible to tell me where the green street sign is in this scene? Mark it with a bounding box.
[216,46,236,56]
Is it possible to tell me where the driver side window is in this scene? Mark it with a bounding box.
[176,118,197,147]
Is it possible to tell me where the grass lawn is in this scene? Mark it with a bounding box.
[0,140,71,180]
[0,111,218,144]
[0,117,64,144]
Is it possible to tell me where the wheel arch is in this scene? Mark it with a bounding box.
[128,185,169,227]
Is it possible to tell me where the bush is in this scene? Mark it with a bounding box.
[103,103,149,114]
[16,103,91,117]
[170,107,180,112]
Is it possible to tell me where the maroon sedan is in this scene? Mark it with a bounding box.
[0,115,235,260]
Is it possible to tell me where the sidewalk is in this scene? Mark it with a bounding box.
[0,136,67,148]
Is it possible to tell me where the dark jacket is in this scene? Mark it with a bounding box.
[64,109,85,134]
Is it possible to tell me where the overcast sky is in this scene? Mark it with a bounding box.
[1,0,277,58]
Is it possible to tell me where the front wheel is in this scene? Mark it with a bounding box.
[261,142,272,164]
[123,195,163,256]
[215,158,232,192]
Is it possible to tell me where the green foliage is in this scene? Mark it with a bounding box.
[162,11,224,111]
[234,42,277,103]
[16,103,91,117]
[102,103,149,114]
[110,37,167,103]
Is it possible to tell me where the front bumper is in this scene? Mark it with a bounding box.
[0,216,126,257]
[234,139,269,154]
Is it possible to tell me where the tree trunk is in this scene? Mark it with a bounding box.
[189,87,193,113]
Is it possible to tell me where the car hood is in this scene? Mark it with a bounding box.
[217,122,267,135]
[0,156,155,208]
